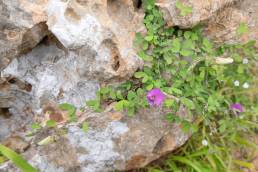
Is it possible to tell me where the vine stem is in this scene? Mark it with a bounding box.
[163,92,180,102]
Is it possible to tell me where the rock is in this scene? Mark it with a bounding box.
[1,0,144,78]
[0,0,49,70]
[156,0,237,28]
[46,0,144,80]
[0,41,100,140]
[203,0,258,48]
[0,0,145,141]
[2,136,29,153]
[0,106,191,172]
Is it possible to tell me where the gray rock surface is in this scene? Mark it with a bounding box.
[0,106,191,172]
[204,0,258,48]
[0,0,49,70]
[1,0,258,171]
[156,0,237,28]
[0,41,100,140]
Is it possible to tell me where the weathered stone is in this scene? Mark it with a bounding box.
[156,0,238,28]
[0,106,191,172]
[0,41,100,140]
[46,0,144,80]
[2,136,29,153]
[0,0,145,143]
[204,0,258,48]
[0,0,49,70]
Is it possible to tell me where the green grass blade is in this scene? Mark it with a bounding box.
[166,160,181,172]
[0,144,38,172]
[170,156,203,172]
[187,148,209,158]
[233,159,255,170]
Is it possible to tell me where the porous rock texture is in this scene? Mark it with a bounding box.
[204,0,258,48]
[0,106,190,172]
[0,0,49,70]
[156,0,258,47]
[1,0,258,172]
[156,0,238,28]
[0,0,144,140]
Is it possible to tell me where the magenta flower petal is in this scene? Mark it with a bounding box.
[230,103,244,112]
[147,88,165,106]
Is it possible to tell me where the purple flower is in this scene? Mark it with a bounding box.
[147,88,165,106]
[230,103,244,113]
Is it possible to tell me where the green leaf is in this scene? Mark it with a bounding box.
[237,23,248,35]
[59,103,77,122]
[110,91,116,99]
[116,91,124,100]
[114,100,129,111]
[142,76,149,83]
[181,97,195,109]
[86,100,101,112]
[165,113,176,123]
[82,122,89,133]
[127,91,136,101]
[46,120,56,128]
[184,31,192,39]
[138,51,153,61]
[0,144,38,172]
[133,32,144,48]
[134,72,145,78]
[145,35,154,42]
[164,55,173,64]
[143,41,149,50]
[191,123,199,133]
[180,49,193,56]
[127,106,135,117]
[99,87,111,95]
[237,65,244,74]
[31,123,41,130]
[171,38,181,53]
[146,84,154,90]
[86,100,99,107]
[181,120,191,133]
[164,99,174,107]
[115,101,124,111]
[170,87,183,95]
[182,39,195,50]
[202,38,213,52]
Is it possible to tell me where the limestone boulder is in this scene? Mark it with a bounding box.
[156,0,237,28]
[0,0,49,70]
[0,106,191,172]
[0,0,145,139]
[204,0,258,48]
[0,41,99,140]
[46,0,144,80]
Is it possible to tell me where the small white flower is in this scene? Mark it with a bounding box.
[242,82,249,89]
[234,80,240,87]
[202,139,208,146]
[243,58,249,64]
